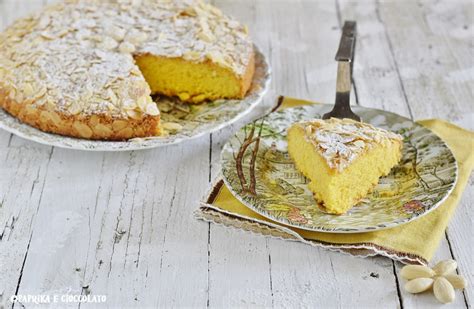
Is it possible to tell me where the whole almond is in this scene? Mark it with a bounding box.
[444,274,467,290]
[432,259,457,276]
[404,278,434,294]
[400,265,435,280]
[433,277,455,304]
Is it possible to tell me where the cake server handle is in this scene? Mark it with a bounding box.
[323,20,361,121]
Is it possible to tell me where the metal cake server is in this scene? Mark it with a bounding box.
[323,21,361,121]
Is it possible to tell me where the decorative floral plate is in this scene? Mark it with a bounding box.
[221,105,458,233]
[0,47,270,151]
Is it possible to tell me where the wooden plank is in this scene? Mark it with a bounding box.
[14,137,211,308]
[0,1,53,307]
[0,0,470,308]
[209,127,274,307]
[209,1,401,308]
[375,0,472,307]
[377,0,473,128]
[340,0,470,307]
[0,139,52,308]
[337,0,412,117]
[206,1,278,305]
[449,179,474,305]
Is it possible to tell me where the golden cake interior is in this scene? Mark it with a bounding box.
[136,52,254,104]
[287,118,403,215]
[0,0,255,140]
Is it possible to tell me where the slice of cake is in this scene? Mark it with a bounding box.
[287,118,403,214]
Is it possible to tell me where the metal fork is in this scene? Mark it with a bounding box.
[322,21,361,121]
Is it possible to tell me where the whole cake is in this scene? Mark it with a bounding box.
[287,118,403,214]
[0,0,254,140]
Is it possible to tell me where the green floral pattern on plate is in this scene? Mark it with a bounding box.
[221,105,458,233]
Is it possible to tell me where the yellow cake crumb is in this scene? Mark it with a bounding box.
[287,118,403,214]
[135,54,254,104]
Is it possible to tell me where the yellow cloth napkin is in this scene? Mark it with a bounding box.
[197,97,474,265]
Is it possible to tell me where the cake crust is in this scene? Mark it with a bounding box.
[288,118,403,214]
[296,118,403,172]
[0,0,254,140]
[0,88,160,140]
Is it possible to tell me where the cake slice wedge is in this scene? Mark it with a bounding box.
[287,118,403,214]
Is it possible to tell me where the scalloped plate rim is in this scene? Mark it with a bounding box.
[220,104,459,233]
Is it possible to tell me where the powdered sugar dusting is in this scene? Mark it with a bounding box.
[299,118,403,172]
[0,0,253,118]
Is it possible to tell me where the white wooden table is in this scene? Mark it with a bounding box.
[0,0,472,308]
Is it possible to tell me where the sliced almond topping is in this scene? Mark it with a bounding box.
[39,111,52,124]
[119,42,136,53]
[108,26,127,41]
[112,119,128,131]
[22,83,35,98]
[89,115,100,126]
[48,111,62,126]
[126,109,142,120]
[37,16,51,30]
[35,87,47,99]
[73,122,93,139]
[122,99,137,110]
[118,127,134,138]
[162,122,182,132]
[107,89,118,104]
[145,103,160,116]
[68,102,83,115]
[206,51,229,67]
[125,30,148,45]
[183,51,201,61]
[99,36,119,50]
[353,140,365,148]
[93,124,113,136]
[198,31,215,43]
[136,95,148,111]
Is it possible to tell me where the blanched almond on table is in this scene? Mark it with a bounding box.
[400,265,435,280]
[432,259,457,276]
[404,278,434,294]
[433,277,455,304]
[444,274,467,290]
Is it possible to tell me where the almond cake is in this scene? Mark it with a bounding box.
[0,0,255,140]
[287,118,403,215]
